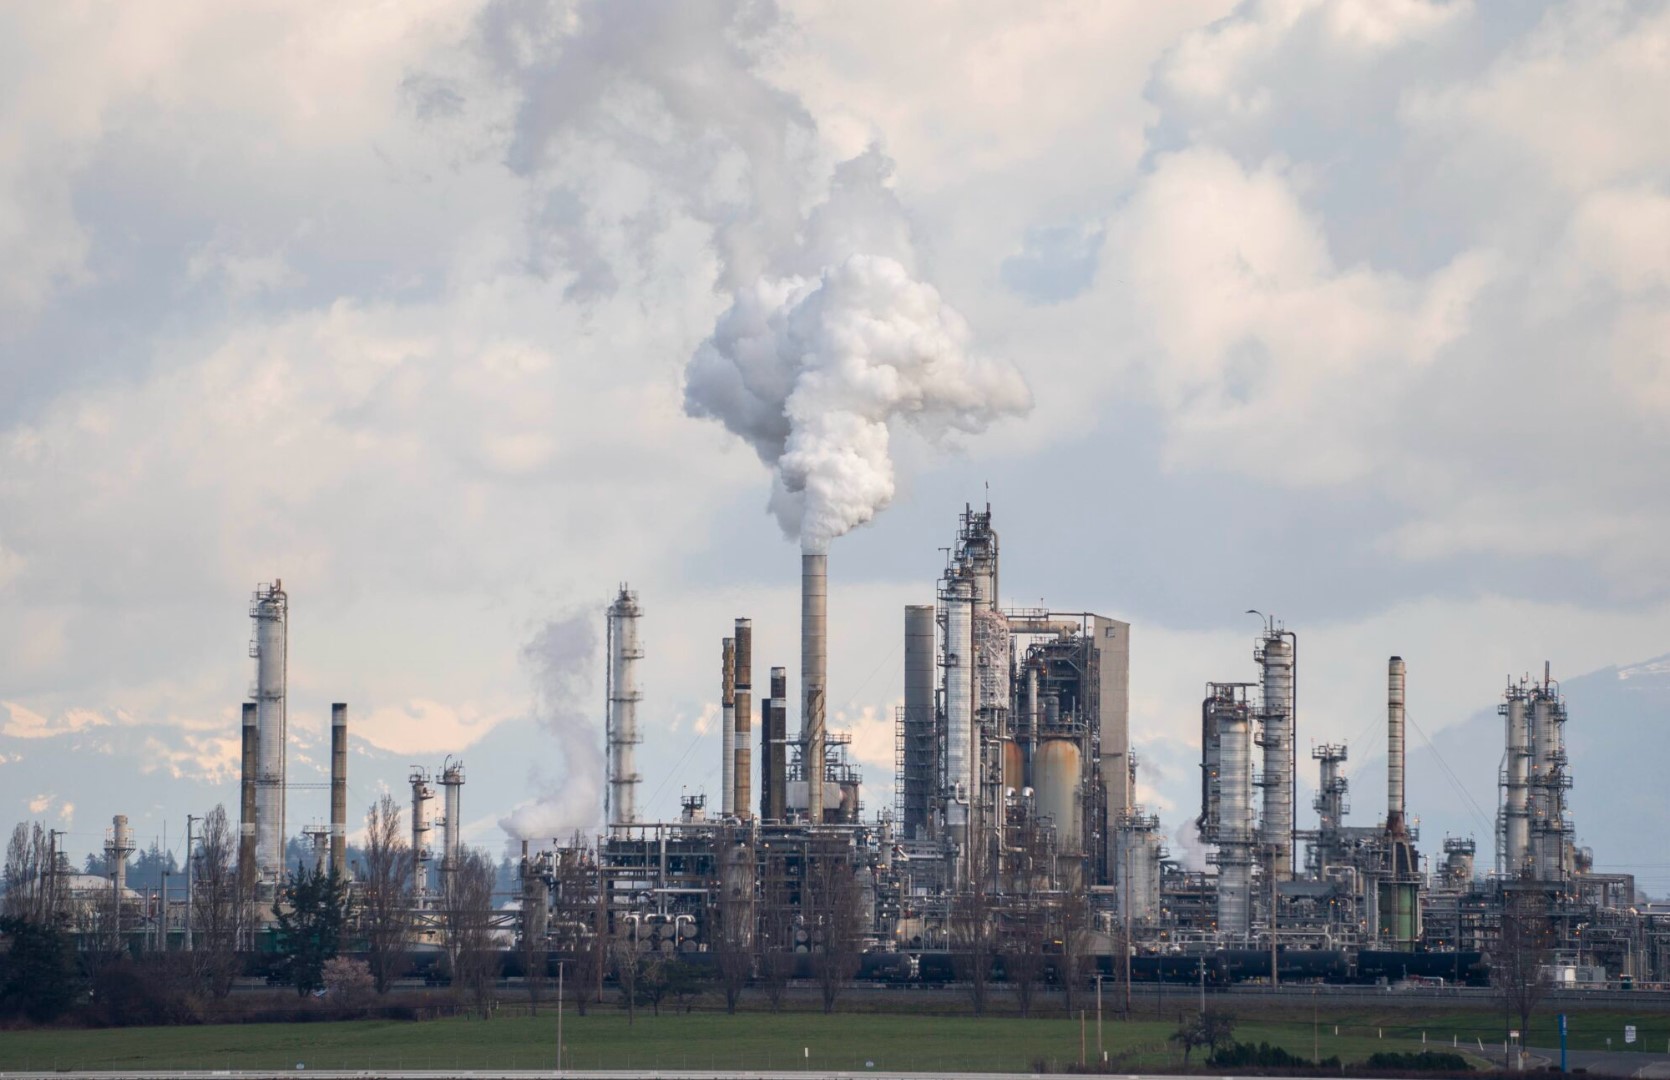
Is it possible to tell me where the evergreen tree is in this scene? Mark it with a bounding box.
[0,917,79,1022]
[272,864,352,996]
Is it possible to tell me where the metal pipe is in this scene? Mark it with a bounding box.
[721,636,736,818]
[1387,658,1406,836]
[801,549,827,824]
[330,702,348,878]
[733,618,752,821]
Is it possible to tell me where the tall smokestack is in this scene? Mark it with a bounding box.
[330,703,348,878]
[764,667,787,821]
[239,702,258,889]
[734,618,753,820]
[606,587,643,833]
[1387,656,1406,837]
[251,581,288,882]
[801,549,827,824]
[721,636,736,818]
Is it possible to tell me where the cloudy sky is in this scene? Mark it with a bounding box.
[3,0,1668,874]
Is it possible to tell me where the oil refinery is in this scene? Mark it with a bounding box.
[27,503,1670,992]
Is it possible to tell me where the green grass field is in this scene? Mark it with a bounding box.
[0,1001,1663,1072]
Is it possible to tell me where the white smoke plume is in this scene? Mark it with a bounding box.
[684,157,1032,549]
[498,612,602,842]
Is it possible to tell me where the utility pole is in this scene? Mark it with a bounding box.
[557,960,564,1074]
[185,814,199,952]
[1198,956,1206,1015]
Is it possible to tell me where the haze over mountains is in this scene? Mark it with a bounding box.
[7,650,1664,897]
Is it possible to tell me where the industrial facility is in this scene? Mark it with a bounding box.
[19,506,1669,993]
[512,501,1668,992]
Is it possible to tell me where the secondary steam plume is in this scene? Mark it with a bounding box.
[684,252,1032,548]
[498,613,600,841]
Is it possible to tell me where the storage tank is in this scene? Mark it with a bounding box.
[1003,740,1024,792]
[1033,737,1082,854]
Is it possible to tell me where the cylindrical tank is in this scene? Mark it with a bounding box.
[733,618,752,820]
[801,549,827,823]
[903,605,937,840]
[1033,737,1082,855]
[1258,632,1295,879]
[330,703,348,878]
[721,636,736,818]
[1003,740,1024,792]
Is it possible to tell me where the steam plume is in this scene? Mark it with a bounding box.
[685,249,1031,548]
[498,612,601,841]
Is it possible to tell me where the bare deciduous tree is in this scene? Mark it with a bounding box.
[805,842,863,1014]
[359,795,414,994]
[1492,884,1555,1043]
[3,821,65,926]
[443,849,499,1017]
[712,827,754,1014]
[952,836,997,1016]
[1057,881,1092,1016]
[190,805,249,998]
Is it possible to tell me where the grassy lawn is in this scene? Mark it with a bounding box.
[0,1006,1518,1072]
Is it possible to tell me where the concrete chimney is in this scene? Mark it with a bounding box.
[734,618,753,820]
[239,702,258,889]
[721,636,736,817]
[330,703,348,878]
[801,549,827,824]
[764,667,787,821]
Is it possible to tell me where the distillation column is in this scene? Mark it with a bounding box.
[1217,695,1253,940]
[250,582,288,881]
[1256,629,1296,879]
[606,587,643,833]
[902,605,937,841]
[944,575,975,871]
[411,768,435,900]
[1502,686,1530,877]
[440,759,464,891]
